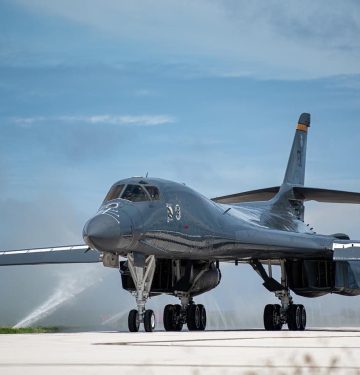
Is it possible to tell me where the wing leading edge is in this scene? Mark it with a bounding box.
[0,245,101,266]
[212,186,280,204]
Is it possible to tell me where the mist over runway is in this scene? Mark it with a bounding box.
[1,262,360,330]
[0,329,359,374]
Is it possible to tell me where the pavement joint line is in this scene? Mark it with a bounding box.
[93,334,360,346]
[93,343,360,349]
[0,364,359,369]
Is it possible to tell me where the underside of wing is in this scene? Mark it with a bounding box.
[0,245,102,266]
[293,187,360,203]
[212,186,280,204]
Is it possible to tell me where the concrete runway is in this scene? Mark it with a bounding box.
[0,329,360,375]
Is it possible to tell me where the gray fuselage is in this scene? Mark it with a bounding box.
[83,177,334,261]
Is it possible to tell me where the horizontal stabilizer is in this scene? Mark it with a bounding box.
[293,187,360,204]
[212,186,280,204]
[213,186,360,205]
[0,245,101,266]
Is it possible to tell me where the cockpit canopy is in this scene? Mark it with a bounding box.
[103,183,160,203]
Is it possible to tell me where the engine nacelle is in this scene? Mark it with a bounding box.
[188,266,221,296]
[286,259,360,297]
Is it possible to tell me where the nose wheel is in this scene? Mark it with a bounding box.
[128,309,156,332]
[128,309,140,332]
[144,309,156,332]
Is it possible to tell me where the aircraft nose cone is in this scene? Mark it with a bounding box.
[83,214,122,251]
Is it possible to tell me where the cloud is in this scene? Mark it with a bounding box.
[10,0,360,79]
[133,89,158,97]
[11,114,176,127]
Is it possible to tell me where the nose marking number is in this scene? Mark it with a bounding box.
[167,203,181,222]
[167,204,174,222]
[175,204,181,221]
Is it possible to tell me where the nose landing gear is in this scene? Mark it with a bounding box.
[126,253,156,332]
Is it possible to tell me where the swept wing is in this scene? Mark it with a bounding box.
[0,245,101,266]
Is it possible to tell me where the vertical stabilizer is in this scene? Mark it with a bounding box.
[283,113,310,186]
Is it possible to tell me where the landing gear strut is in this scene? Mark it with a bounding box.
[251,259,307,331]
[127,253,156,332]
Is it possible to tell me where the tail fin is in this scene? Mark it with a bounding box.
[283,113,310,186]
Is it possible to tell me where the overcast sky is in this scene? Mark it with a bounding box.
[0,0,359,329]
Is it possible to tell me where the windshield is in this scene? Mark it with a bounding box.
[103,183,161,203]
[103,184,125,203]
[122,184,150,202]
[145,186,160,200]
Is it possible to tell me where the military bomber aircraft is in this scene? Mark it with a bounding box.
[1,113,360,332]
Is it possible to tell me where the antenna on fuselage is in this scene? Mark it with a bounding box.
[223,207,231,215]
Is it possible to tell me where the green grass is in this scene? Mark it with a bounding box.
[0,327,60,334]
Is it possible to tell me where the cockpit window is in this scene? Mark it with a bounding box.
[103,184,125,203]
[145,186,160,200]
[121,184,150,202]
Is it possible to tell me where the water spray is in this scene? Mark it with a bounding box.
[14,266,103,328]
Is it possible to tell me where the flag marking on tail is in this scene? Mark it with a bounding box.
[296,124,308,132]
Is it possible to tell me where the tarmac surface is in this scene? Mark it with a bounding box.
[0,329,360,375]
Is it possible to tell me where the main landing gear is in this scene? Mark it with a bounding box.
[251,259,307,331]
[163,297,207,331]
[263,290,306,331]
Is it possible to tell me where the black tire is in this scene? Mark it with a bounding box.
[264,304,274,330]
[187,304,200,331]
[163,304,175,331]
[144,309,155,332]
[298,304,306,331]
[128,309,140,332]
[198,304,207,331]
[264,304,279,331]
[173,304,183,331]
[288,304,301,331]
[273,304,283,331]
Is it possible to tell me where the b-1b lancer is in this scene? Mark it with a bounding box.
[1,113,360,332]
